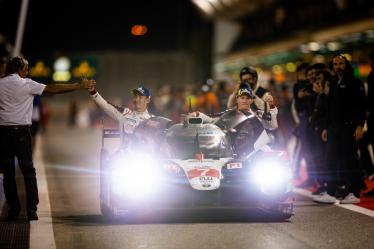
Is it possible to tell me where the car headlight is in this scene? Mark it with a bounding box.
[110,154,160,197]
[251,158,291,194]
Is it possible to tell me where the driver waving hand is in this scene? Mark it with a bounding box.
[88,84,152,133]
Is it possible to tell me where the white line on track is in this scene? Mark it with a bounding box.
[30,135,57,249]
[293,187,374,218]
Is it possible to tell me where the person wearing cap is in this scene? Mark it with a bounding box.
[190,86,278,130]
[0,56,96,221]
[88,85,152,133]
[227,66,277,116]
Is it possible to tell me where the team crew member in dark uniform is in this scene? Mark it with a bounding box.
[366,52,374,179]
[310,69,331,194]
[0,56,96,221]
[313,54,366,204]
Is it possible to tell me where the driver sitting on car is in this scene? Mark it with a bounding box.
[88,84,152,133]
[189,87,278,130]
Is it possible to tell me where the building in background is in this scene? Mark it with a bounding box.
[192,0,374,84]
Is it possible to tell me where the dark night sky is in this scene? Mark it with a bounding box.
[0,0,205,55]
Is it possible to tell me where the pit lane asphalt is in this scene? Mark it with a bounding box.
[40,122,374,249]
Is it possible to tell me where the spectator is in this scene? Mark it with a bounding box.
[310,69,331,194]
[0,56,7,78]
[314,54,366,204]
[362,51,374,194]
[293,64,318,186]
[196,84,220,114]
[291,63,309,178]
[0,56,95,221]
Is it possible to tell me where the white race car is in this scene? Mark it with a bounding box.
[100,110,294,221]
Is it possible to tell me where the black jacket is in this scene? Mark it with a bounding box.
[326,72,366,128]
[367,71,374,128]
[311,93,328,134]
[293,80,315,118]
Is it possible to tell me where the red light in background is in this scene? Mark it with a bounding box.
[131,25,148,36]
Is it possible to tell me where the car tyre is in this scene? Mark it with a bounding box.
[101,203,115,222]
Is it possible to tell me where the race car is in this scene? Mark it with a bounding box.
[99,110,294,221]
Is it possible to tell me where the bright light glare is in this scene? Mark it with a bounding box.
[308,42,320,51]
[131,25,148,36]
[54,56,71,71]
[192,0,214,15]
[327,42,340,51]
[252,159,291,192]
[52,71,71,82]
[110,154,160,197]
[286,62,296,73]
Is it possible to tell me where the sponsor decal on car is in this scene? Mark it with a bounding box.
[187,168,220,179]
[187,168,220,190]
[227,162,242,169]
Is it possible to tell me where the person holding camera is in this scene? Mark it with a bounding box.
[293,63,328,187]
[308,69,331,194]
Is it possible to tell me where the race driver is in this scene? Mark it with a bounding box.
[190,86,278,130]
[88,85,152,133]
[227,66,277,123]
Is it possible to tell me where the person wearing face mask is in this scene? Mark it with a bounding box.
[313,54,366,204]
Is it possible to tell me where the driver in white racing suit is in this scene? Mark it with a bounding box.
[88,85,152,133]
[190,87,278,130]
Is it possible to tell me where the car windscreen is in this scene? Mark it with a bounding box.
[230,116,265,157]
[165,134,233,159]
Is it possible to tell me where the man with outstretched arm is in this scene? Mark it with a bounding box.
[0,56,96,221]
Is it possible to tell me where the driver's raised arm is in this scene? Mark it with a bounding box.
[89,89,123,122]
[256,107,278,130]
[227,82,240,109]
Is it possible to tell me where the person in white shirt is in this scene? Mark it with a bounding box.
[0,56,95,221]
[190,87,278,130]
[88,85,152,134]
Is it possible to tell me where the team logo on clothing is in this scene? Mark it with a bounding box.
[136,88,145,95]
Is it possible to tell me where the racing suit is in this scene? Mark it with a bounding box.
[189,109,275,157]
[194,108,278,130]
[90,91,151,133]
[227,85,276,111]
[227,84,278,129]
